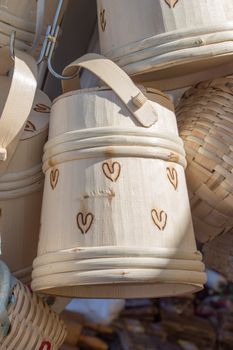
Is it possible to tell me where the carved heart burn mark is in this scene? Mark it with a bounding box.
[77,212,94,234]
[33,103,51,113]
[39,341,52,350]
[24,120,36,132]
[164,0,179,8]
[151,209,167,231]
[102,161,121,182]
[100,8,106,31]
[50,168,59,190]
[167,166,178,190]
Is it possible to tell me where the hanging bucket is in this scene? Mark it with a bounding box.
[0,0,67,34]
[0,0,68,56]
[0,49,50,282]
[97,0,233,90]
[0,261,67,350]
[32,54,206,299]
[176,77,233,243]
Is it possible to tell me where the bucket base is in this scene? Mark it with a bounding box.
[108,25,233,90]
[32,281,203,299]
[32,247,206,298]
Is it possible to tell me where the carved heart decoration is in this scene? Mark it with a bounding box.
[24,120,36,132]
[102,161,121,182]
[167,166,178,190]
[151,209,167,231]
[39,341,51,350]
[164,0,179,8]
[100,8,106,31]
[50,169,59,190]
[33,103,51,113]
[77,212,94,234]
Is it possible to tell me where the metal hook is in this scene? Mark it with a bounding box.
[37,0,78,80]
[9,31,16,61]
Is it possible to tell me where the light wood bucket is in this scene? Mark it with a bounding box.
[0,0,67,34]
[97,0,233,89]
[0,262,66,350]
[32,54,206,299]
[176,78,233,243]
[0,50,50,282]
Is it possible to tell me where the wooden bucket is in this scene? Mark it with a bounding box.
[176,78,233,243]
[0,50,50,282]
[0,0,67,34]
[31,54,206,299]
[203,229,233,282]
[97,0,233,89]
[0,261,67,350]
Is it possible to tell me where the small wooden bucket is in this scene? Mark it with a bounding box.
[32,54,206,298]
[0,262,67,350]
[0,50,50,282]
[97,0,233,89]
[176,77,233,243]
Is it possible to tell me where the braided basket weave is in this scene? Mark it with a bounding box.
[176,78,233,243]
[0,281,67,350]
[203,229,233,282]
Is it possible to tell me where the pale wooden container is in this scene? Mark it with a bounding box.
[0,76,50,283]
[176,78,233,243]
[0,280,67,350]
[0,0,67,34]
[32,56,206,298]
[203,229,233,282]
[97,0,233,89]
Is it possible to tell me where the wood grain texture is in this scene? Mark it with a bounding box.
[0,88,50,282]
[97,0,233,88]
[32,78,205,298]
[0,0,68,35]
[176,77,233,243]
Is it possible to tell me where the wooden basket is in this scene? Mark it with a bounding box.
[0,277,67,350]
[0,50,50,282]
[203,229,233,282]
[97,0,233,90]
[31,54,206,299]
[176,77,233,243]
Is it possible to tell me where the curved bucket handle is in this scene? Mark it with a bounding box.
[0,47,37,175]
[62,53,158,128]
[0,261,16,337]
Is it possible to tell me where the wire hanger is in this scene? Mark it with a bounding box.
[10,0,78,80]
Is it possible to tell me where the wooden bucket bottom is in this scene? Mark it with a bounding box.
[108,25,233,89]
[32,247,206,298]
[32,281,204,299]
[133,55,233,90]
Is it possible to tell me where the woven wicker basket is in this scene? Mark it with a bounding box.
[176,77,233,243]
[203,229,233,282]
[0,280,67,350]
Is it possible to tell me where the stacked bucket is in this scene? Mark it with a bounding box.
[31,0,233,297]
[0,0,68,349]
[0,0,66,56]
[89,0,233,279]
[0,0,232,347]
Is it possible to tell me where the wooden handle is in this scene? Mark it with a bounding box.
[0,49,37,175]
[62,53,157,128]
